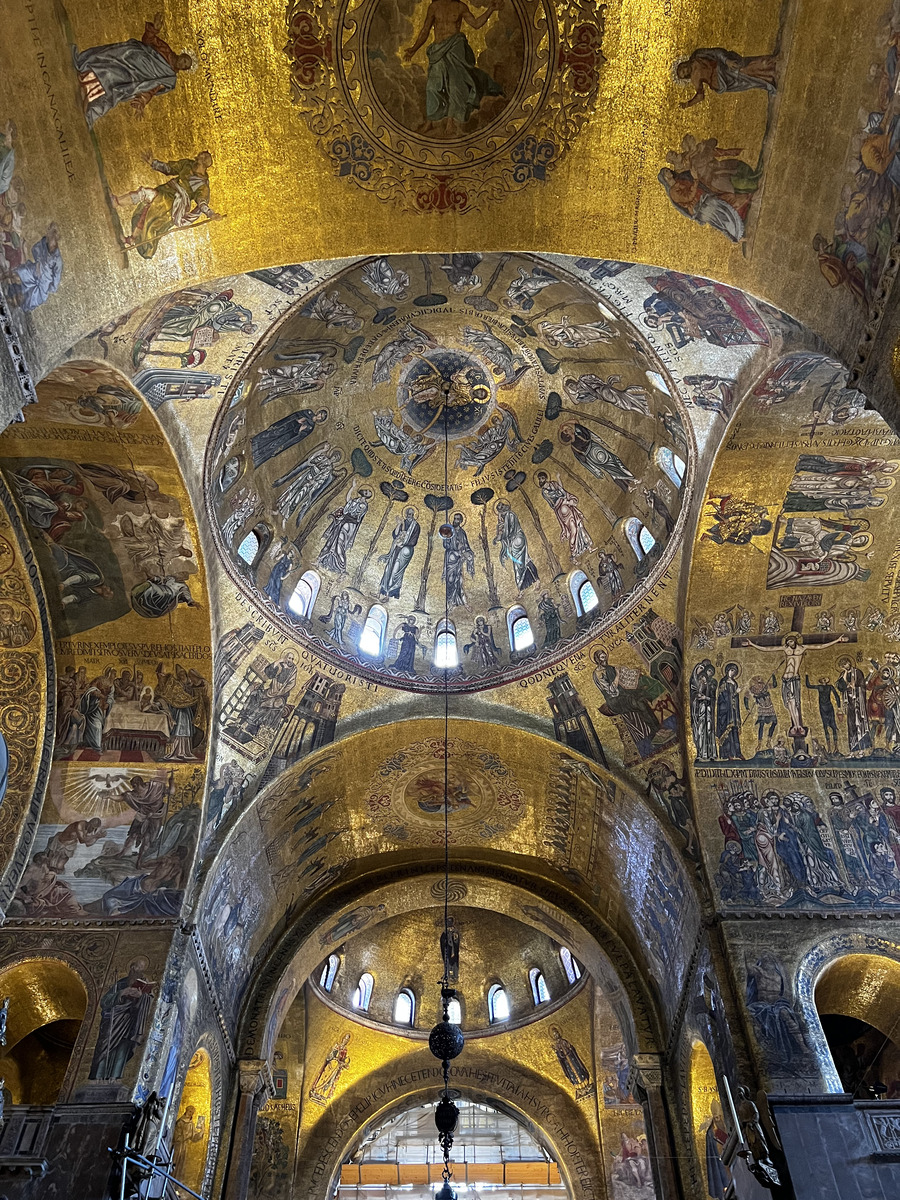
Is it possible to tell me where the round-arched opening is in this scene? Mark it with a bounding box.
[171,1047,214,1194]
[0,958,88,1103]
[338,1097,569,1200]
[815,954,900,1098]
[309,905,586,1035]
[689,1040,731,1200]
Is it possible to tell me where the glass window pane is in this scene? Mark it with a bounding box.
[489,985,509,1022]
[579,580,599,612]
[512,616,534,651]
[394,991,413,1025]
[560,948,581,984]
[354,972,373,1011]
[447,998,461,1024]
[434,631,458,668]
[237,531,259,564]
[288,579,312,618]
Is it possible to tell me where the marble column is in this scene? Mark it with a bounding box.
[628,1053,682,1200]
[222,1058,274,1200]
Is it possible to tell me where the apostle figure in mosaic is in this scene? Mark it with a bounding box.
[73,17,194,127]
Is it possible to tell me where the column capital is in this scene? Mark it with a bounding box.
[237,1058,274,1100]
[627,1053,664,1094]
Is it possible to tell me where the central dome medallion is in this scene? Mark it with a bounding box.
[206,253,691,692]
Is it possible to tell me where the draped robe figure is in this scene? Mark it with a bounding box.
[88,958,155,1080]
[550,1026,591,1088]
[378,510,420,598]
[495,503,539,591]
[319,490,371,574]
[404,0,504,129]
[538,473,595,557]
[689,661,717,760]
[117,153,216,260]
[73,21,192,127]
[442,515,475,607]
[561,423,636,491]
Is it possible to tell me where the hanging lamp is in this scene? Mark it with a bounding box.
[428,386,464,1200]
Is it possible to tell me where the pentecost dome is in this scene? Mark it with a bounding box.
[209,254,689,688]
[6,5,900,1200]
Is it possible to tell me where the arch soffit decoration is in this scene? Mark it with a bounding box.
[0,952,95,1102]
[796,933,900,1094]
[0,360,214,919]
[294,1057,606,1200]
[236,866,665,1064]
[0,469,55,909]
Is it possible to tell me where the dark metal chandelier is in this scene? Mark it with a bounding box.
[428,405,464,1200]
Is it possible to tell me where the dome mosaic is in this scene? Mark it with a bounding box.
[206,253,691,690]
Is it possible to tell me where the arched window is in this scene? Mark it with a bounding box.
[624,518,656,562]
[237,530,260,565]
[288,569,320,619]
[656,446,686,487]
[447,997,462,1025]
[645,370,671,395]
[319,954,340,992]
[352,972,374,1012]
[393,988,416,1026]
[529,968,551,1005]
[507,606,534,653]
[570,569,598,617]
[488,983,510,1023]
[434,619,458,669]
[560,947,581,984]
[359,604,388,657]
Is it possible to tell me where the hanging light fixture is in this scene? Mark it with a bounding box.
[428,381,464,1200]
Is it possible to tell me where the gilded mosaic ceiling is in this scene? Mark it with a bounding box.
[206,252,690,689]
[0,0,895,412]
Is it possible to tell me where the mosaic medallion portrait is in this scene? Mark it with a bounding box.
[284,0,607,211]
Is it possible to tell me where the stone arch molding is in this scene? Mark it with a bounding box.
[193,720,700,1055]
[295,1058,606,1200]
[240,870,652,1066]
[796,931,900,1094]
[0,359,213,923]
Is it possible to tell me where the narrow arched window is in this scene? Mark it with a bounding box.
[288,569,320,619]
[393,988,416,1026]
[507,606,534,652]
[237,530,260,565]
[645,370,671,396]
[352,972,373,1012]
[656,446,685,487]
[639,525,657,556]
[319,954,340,992]
[624,518,655,562]
[569,570,592,617]
[560,947,581,984]
[447,997,462,1025]
[359,604,388,657]
[578,578,598,614]
[434,619,458,669]
[529,968,551,1005]
[488,983,510,1023]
